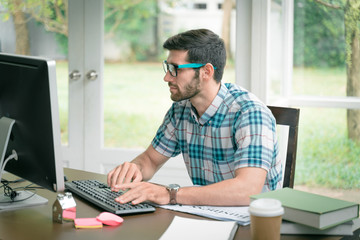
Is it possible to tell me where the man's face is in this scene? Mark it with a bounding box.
[164,50,201,102]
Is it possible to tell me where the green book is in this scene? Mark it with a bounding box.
[281,219,360,235]
[251,188,359,230]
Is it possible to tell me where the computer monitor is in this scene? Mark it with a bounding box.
[0,53,64,210]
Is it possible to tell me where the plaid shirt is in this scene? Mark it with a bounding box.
[152,83,282,191]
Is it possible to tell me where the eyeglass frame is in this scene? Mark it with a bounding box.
[162,60,216,77]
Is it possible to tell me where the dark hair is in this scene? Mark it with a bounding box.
[163,29,226,83]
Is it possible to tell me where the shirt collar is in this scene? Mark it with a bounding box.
[191,83,228,125]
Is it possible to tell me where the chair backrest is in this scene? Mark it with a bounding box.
[268,106,300,188]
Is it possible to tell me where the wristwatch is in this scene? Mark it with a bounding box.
[166,184,180,205]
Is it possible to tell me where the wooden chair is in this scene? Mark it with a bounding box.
[268,106,300,188]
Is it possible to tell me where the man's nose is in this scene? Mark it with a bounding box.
[163,71,174,82]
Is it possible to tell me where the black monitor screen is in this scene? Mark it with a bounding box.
[0,53,64,195]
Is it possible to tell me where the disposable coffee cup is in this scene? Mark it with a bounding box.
[249,198,284,240]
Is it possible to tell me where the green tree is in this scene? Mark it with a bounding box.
[104,0,158,61]
[294,0,360,142]
[0,0,68,55]
[312,0,360,142]
[1,0,158,61]
[293,0,346,68]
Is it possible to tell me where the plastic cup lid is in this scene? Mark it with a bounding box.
[249,198,284,217]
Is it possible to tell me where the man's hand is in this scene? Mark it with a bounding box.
[107,162,143,190]
[114,182,170,205]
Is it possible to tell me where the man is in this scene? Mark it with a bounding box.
[107,29,282,206]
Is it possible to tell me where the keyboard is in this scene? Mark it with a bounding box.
[65,179,156,215]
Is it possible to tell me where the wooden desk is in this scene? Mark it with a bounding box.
[0,168,351,240]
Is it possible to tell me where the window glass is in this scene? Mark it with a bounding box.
[0,3,69,145]
[292,1,360,190]
[293,0,346,97]
[194,3,207,9]
[103,0,235,148]
[56,61,69,145]
[269,0,284,103]
[295,107,360,189]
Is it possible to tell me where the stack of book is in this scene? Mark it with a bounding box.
[251,188,360,236]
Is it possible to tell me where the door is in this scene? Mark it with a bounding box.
[65,0,192,186]
[65,0,104,172]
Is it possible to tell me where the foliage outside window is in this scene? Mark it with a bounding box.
[293,0,360,189]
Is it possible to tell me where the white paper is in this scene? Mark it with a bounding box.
[160,216,238,240]
[159,204,250,225]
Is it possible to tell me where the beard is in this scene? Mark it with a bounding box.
[169,74,201,102]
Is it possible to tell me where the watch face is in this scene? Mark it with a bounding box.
[169,184,180,190]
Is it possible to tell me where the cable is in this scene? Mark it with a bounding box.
[0,151,39,203]
[1,180,15,199]
[0,179,19,201]
[0,180,38,203]
[1,178,25,184]
[0,189,37,204]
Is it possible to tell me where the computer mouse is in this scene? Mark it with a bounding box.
[96,212,124,226]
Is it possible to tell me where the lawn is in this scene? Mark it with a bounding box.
[55,62,360,189]
[292,67,360,189]
[296,107,360,189]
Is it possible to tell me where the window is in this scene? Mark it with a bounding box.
[103,0,235,149]
[293,0,346,97]
[291,0,360,188]
[194,3,207,9]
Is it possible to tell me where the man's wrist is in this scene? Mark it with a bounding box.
[166,184,180,205]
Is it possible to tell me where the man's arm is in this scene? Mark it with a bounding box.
[115,166,267,206]
[107,144,169,189]
[176,167,267,206]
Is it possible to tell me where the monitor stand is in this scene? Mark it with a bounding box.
[0,191,48,210]
[0,117,15,182]
[0,117,49,210]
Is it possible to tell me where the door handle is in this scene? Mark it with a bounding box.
[69,70,82,80]
[86,70,98,80]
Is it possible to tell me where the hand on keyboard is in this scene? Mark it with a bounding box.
[112,181,170,205]
[65,180,156,215]
[107,162,143,190]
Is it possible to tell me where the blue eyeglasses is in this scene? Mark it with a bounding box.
[162,60,216,77]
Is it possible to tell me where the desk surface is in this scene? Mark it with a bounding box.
[0,168,351,240]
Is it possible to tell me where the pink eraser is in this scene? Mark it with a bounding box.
[74,218,103,229]
[96,212,124,226]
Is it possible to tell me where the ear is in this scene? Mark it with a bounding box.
[201,63,215,81]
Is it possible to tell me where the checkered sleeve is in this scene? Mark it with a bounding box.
[151,103,181,158]
[233,105,277,172]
